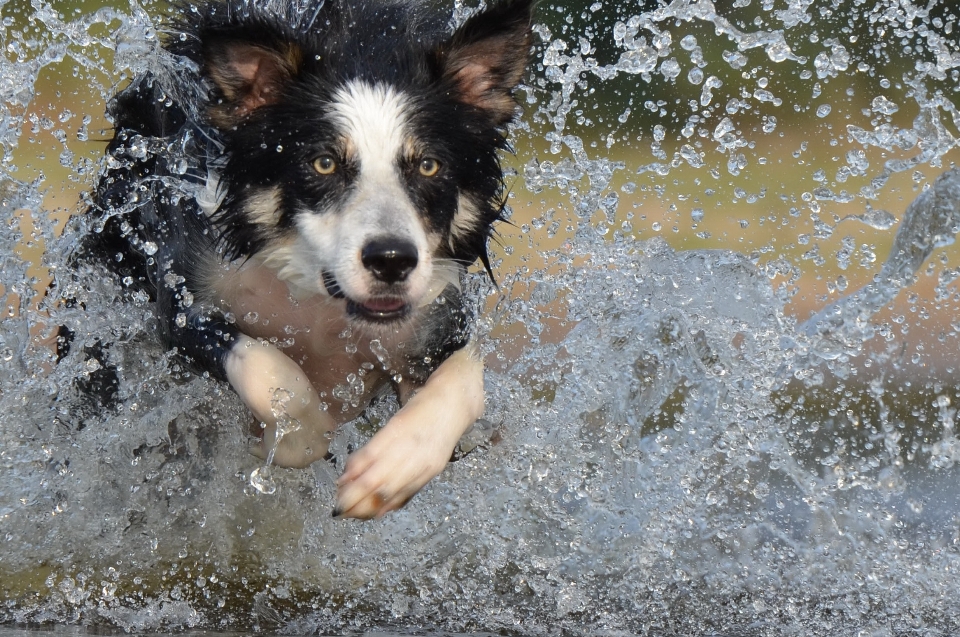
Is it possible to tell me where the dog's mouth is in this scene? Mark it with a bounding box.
[347,296,410,322]
[323,271,410,323]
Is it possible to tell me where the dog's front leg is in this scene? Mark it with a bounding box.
[334,342,484,519]
[226,333,336,468]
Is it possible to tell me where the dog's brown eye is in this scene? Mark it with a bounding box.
[418,157,441,177]
[313,155,337,175]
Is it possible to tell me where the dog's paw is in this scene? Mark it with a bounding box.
[333,344,485,519]
[333,411,451,519]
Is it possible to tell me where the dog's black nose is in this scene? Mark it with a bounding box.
[361,239,419,283]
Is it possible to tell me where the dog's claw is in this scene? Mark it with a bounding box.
[331,506,343,518]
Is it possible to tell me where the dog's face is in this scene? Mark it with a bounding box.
[185,0,534,326]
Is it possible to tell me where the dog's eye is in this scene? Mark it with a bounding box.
[418,158,441,177]
[313,155,337,175]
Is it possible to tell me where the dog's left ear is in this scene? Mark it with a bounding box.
[439,0,535,126]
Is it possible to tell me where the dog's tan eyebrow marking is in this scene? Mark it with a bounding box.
[243,186,282,227]
[450,194,484,248]
[340,136,357,161]
[402,136,419,159]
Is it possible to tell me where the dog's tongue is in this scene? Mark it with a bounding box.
[362,297,406,313]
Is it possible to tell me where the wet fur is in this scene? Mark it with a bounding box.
[78,0,534,518]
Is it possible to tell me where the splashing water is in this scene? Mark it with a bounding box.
[2,0,960,634]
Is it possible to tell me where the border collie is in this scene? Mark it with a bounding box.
[79,0,534,519]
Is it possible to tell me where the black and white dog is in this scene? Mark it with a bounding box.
[81,0,534,519]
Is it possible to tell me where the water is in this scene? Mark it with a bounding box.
[3,0,960,634]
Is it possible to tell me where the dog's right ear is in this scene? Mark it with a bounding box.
[203,38,303,127]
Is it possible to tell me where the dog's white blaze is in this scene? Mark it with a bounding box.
[298,80,433,303]
[330,81,409,183]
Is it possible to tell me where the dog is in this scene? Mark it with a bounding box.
[77,0,534,519]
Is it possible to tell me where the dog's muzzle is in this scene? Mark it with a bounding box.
[322,237,421,322]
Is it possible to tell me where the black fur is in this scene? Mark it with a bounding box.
[77,0,533,384]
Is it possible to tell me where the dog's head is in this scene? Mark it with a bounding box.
[180,0,534,325]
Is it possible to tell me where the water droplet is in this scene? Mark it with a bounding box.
[249,467,277,495]
[856,208,897,230]
[766,42,792,63]
[616,46,658,75]
[713,117,735,142]
[871,95,899,115]
[660,58,681,81]
[369,339,391,368]
[680,144,703,168]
